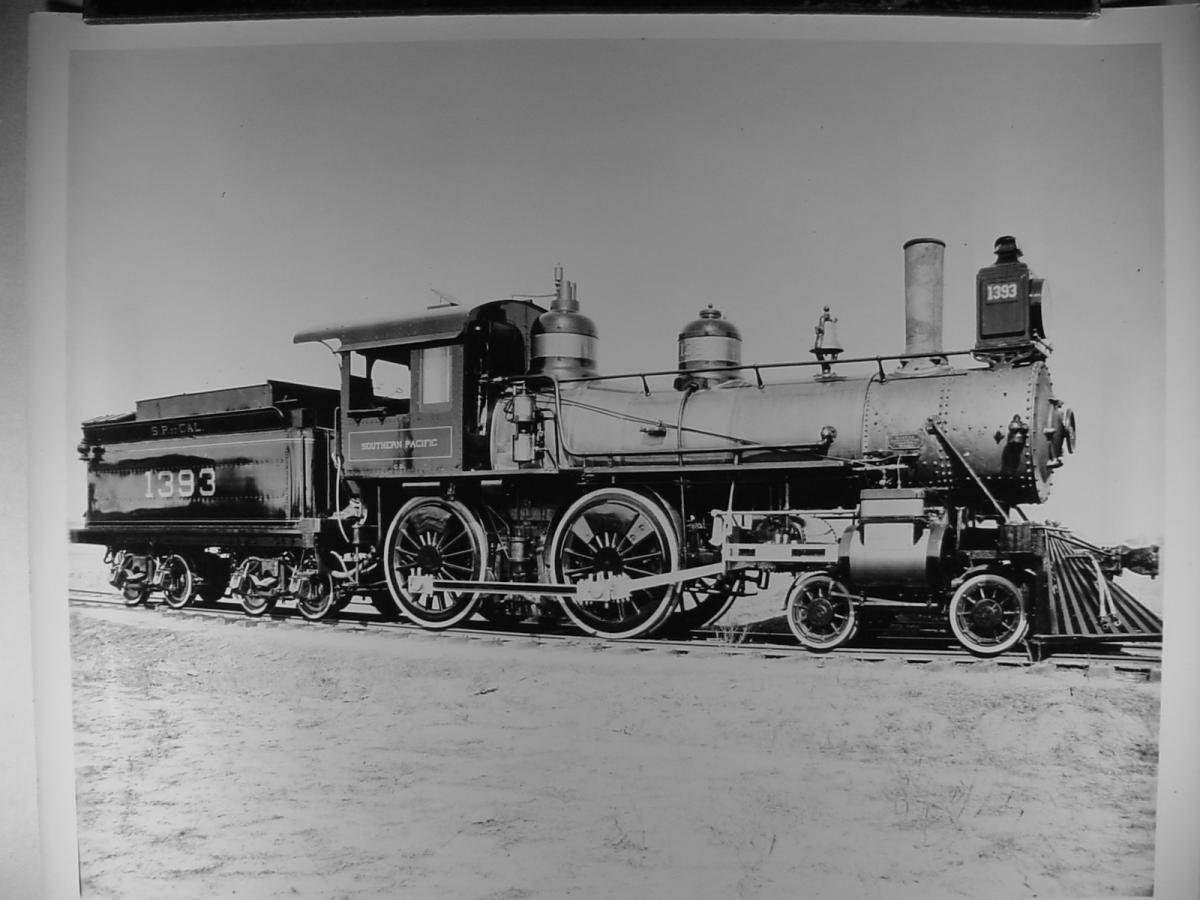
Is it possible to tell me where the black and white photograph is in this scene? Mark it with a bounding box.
[11,7,1200,899]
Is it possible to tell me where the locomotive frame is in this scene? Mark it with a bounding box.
[70,236,1162,657]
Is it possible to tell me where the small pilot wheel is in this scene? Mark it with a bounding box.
[785,572,857,652]
[948,573,1028,657]
[383,497,488,629]
[549,487,681,640]
[661,575,738,636]
[161,555,195,610]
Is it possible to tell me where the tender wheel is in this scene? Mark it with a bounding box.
[122,582,149,605]
[383,497,488,629]
[295,565,338,622]
[161,555,195,610]
[232,557,278,617]
[785,572,857,651]
[117,555,151,606]
[660,574,738,636]
[240,594,276,617]
[548,487,681,639]
[948,573,1029,657]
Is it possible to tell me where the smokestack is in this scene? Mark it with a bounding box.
[901,238,946,370]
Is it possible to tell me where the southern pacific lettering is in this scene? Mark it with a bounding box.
[360,438,439,451]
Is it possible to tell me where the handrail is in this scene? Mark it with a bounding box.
[492,347,979,393]
[552,379,839,465]
[140,405,290,425]
[510,376,840,468]
[484,351,969,471]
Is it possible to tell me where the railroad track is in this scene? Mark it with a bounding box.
[68,588,1162,679]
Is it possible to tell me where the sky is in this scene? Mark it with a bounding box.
[61,25,1165,543]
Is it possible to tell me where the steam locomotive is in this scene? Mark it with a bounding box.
[71,236,1161,656]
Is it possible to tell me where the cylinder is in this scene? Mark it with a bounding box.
[902,238,946,358]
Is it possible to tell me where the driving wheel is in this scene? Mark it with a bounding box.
[548,487,681,639]
[382,497,488,629]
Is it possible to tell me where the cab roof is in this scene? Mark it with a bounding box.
[293,299,545,354]
[294,306,472,353]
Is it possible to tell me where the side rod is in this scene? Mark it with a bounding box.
[409,561,728,602]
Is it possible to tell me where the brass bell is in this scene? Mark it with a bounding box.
[812,306,844,356]
[811,306,844,377]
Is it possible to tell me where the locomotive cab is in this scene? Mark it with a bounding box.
[295,299,543,477]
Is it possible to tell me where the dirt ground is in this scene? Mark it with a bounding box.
[69,572,1160,900]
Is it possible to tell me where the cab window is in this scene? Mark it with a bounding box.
[419,346,452,406]
[346,350,410,414]
[371,356,410,405]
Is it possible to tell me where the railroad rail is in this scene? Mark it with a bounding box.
[68,588,1162,680]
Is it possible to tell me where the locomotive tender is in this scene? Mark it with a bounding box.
[71,236,1161,656]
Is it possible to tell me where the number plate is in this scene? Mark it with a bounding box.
[983,281,1020,303]
[145,466,217,499]
[887,433,924,451]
